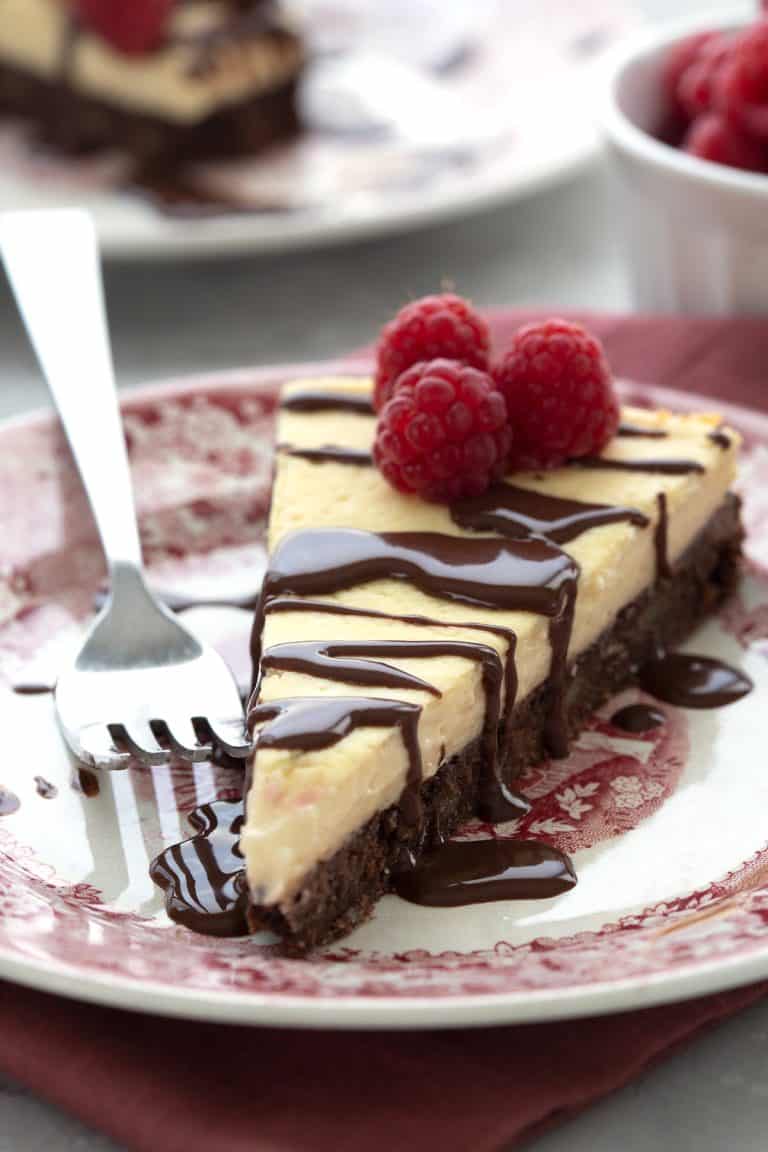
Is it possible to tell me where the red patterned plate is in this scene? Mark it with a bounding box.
[0,364,766,1029]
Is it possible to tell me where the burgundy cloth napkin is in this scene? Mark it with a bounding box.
[1,980,765,1152]
[2,312,767,1152]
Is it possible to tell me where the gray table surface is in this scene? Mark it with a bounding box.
[4,2,768,1144]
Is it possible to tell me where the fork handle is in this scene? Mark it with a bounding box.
[0,210,143,571]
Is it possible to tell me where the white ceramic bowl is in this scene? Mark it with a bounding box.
[600,10,768,313]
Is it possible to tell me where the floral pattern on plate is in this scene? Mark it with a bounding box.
[0,365,766,1026]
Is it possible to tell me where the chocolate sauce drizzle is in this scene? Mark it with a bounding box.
[0,788,20,817]
[11,681,54,696]
[260,598,527,822]
[251,528,577,809]
[451,482,649,545]
[34,776,58,799]
[278,445,373,467]
[257,529,577,626]
[392,839,576,907]
[709,428,732,450]
[280,390,374,416]
[571,456,705,476]
[617,422,669,439]
[261,640,443,697]
[259,637,526,821]
[610,703,666,733]
[639,653,753,709]
[250,696,424,823]
[150,800,249,936]
[232,409,746,929]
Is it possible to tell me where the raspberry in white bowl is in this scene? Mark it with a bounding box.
[600,10,768,312]
[659,15,768,174]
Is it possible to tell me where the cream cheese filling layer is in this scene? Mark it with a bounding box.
[243,378,739,905]
[0,0,302,123]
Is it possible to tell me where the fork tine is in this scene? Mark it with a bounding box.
[205,718,253,759]
[113,722,170,766]
[160,717,213,762]
[77,723,133,770]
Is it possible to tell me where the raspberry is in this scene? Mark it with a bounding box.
[374,294,490,411]
[76,0,175,55]
[663,31,719,117]
[492,319,619,471]
[676,34,734,121]
[717,21,768,141]
[373,360,510,502]
[683,112,767,170]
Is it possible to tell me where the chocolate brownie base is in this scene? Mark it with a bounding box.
[0,61,300,164]
[248,495,743,952]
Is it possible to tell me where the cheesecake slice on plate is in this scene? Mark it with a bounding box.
[241,375,742,950]
[0,0,303,164]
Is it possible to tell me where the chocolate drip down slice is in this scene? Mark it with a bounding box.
[654,492,671,581]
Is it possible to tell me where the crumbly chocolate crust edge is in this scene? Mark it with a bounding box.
[0,61,301,164]
[248,494,743,952]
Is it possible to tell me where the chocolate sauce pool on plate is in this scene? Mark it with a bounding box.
[34,776,58,799]
[610,703,666,733]
[640,653,753,709]
[73,768,100,798]
[392,839,576,908]
[150,800,248,937]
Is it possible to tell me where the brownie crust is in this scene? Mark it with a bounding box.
[0,61,300,164]
[248,495,743,952]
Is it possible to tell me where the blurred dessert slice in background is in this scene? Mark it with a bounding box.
[0,0,304,166]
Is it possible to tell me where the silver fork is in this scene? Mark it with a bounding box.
[0,209,252,769]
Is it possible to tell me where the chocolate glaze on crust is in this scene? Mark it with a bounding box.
[0,62,300,166]
[248,494,743,952]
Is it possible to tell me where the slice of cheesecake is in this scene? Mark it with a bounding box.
[0,0,302,164]
[242,377,742,949]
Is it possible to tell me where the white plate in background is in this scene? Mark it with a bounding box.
[0,2,639,258]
